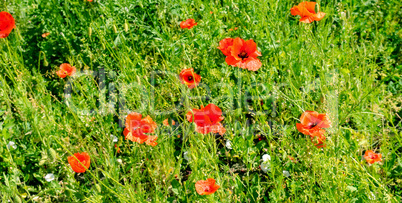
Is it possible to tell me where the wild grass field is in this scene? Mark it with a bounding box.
[0,0,402,202]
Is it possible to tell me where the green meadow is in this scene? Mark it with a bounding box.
[0,0,401,202]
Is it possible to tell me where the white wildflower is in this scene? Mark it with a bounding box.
[7,141,17,150]
[225,140,232,150]
[111,134,118,142]
[44,173,55,182]
[262,154,271,162]
[283,170,290,177]
[183,151,190,161]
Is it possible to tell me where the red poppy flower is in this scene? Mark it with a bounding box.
[195,178,220,195]
[296,111,331,136]
[218,38,234,56]
[225,38,262,71]
[364,150,382,164]
[179,68,201,89]
[180,19,197,29]
[0,12,15,38]
[67,152,90,173]
[42,32,50,38]
[56,63,76,78]
[123,113,158,146]
[186,104,226,135]
[290,2,326,23]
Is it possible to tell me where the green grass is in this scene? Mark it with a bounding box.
[1,0,402,202]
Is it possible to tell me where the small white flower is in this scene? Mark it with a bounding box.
[225,140,232,150]
[262,154,271,162]
[183,151,190,161]
[260,162,271,173]
[7,141,17,150]
[111,134,118,142]
[44,173,55,182]
[117,159,122,164]
[283,170,290,177]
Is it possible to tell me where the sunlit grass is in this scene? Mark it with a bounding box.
[0,0,401,202]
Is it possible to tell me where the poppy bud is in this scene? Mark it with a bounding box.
[113,25,117,33]
[49,148,57,160]
[43,57,49,67]
[88,27,92,37]
[124,20,129,32]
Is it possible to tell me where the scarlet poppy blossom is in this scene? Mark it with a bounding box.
[67,152,90,173]
[296,111,331,136]
[195,178,220,195]
[180,19,197,29]
[186,104,226,135]
[56,63,76,78]
[0,12,15,38]
[42,32,50,38]
[225,37,262,71]
[290,2,326,23]
[218,38,234,56]
[123,113,158,146]
[179,68,201,89]
[296,110,331,148]
[364,150,382,164]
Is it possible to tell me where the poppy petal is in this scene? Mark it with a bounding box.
[225,56,239,66]
[231,38,245,58]
[300,16,315,23]
[204,104,223,124]
[313,12,326,21]
[243,57,262,71]
[244,40,258,57]
[303,2,317,14]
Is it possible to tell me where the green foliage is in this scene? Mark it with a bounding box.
[0,0,401,202]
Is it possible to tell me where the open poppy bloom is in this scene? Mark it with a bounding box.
[186,104,226,135]
[218,38,234,56]
[296,110,331,148]
[123,112,158,146]
[180,19,197,29]
[68,152,90,173]
[180,68,201,89]
[224,38,262,71]
[0,11,15,38]
[56,63,76,78]
[290,2,326,23]
[195,178,220,195]
[364,150,382,164]
[296,111,331,136]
